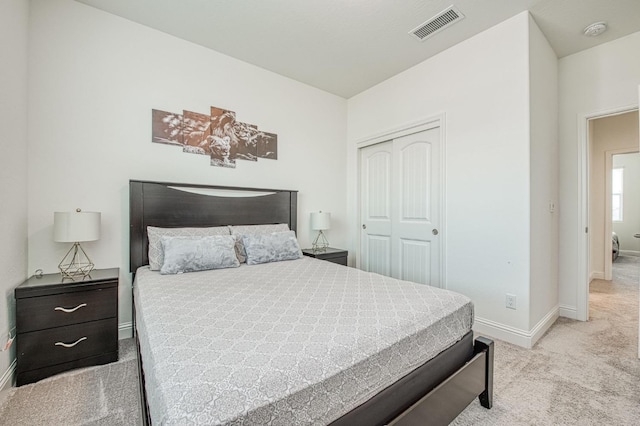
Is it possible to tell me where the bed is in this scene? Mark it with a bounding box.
[130,180,493,425]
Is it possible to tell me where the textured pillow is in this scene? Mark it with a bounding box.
[147,226,230,270]
[242,230,303,265]
[229,224,290,263]
[160,235,239,275]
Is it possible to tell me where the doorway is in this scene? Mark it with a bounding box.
[588,112,640,283]
[610,152,640,260]
[578,108,639,321]
[582,109,639,357]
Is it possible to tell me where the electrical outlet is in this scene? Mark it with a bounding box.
[506,294,517,310]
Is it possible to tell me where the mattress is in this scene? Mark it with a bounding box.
[134,256,473,425]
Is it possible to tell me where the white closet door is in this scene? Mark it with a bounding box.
[360,127,442,286]
[392,129,441,286]
[360,141,393,277]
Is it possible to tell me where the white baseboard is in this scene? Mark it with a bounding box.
[619,250,640,257]
[590,271,604,281]
[559,304,577,319]
[473,317,531,348]
[474,306,559,349]
[529,308,559,346]
[0,360,16,392]
[118,322,133,340]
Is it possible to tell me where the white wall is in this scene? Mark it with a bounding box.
[0,0,29,388]
[613,151,640,254]
[589,112,639,277]
[348,13,535,341]
[528,15,559,332]
[558,31,640,319]
[28,0,347,336]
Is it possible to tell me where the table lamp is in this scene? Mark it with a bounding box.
[54,209,101,280]
[311,211,330,252]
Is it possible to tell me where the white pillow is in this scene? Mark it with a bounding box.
[242,231,303,265]
[147,226,230,270]
[160,235,239,275]
[229,224,290,263]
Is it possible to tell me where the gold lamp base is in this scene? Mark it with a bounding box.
[59,242,95,280]
[312,230,329,252]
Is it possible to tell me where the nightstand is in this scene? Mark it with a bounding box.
[302,248,348,266]
[15,268,119,386]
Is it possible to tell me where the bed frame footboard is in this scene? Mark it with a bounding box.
[135,332,493,426]
[388,337,494,426]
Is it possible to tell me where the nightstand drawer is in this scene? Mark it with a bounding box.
[321,254,347,265]
[16,286,117,333]
[17,318,118,370]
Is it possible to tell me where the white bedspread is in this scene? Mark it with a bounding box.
[134,257,473,425]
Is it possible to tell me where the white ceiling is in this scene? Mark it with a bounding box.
[75,0,640,98]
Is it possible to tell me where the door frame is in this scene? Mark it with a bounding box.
[578,105,638,321]
[355,113,446,287]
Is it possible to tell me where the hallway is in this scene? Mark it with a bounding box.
[589,254,640,358]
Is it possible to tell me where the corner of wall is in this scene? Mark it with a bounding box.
[474,305,559,349]
[0,0,30,392]
[559,304,577,320]
[527,11,560,331]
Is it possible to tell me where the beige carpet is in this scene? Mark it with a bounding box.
[0,339,141,425]
[452,254,640,425]
[1,256,638,425]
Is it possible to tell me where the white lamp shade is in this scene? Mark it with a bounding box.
[310,211,331,231]
[53,211,101,242]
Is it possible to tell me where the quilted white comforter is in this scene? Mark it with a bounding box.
[134,256,473,425]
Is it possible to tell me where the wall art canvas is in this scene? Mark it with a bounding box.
[152,110,183,146]
[257,132,278,159]
[232,122,259,162]
[209,107,237,168]
[182,110,212,155]
[152,105,278,169]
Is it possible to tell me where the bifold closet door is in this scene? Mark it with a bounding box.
[360,127,441,286]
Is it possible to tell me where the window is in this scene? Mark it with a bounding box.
[612,167,623,222]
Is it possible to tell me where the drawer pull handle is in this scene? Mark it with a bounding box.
[55,337,87,348]
[54,303,87,313]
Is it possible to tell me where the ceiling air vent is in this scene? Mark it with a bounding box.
[409,5,464,42]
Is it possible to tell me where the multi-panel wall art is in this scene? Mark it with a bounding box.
[152,106,278,168]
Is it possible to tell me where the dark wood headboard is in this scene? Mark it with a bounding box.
[129,180,298,273]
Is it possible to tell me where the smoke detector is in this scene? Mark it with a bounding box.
[583,22,607,37]
[409,5,465,42]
